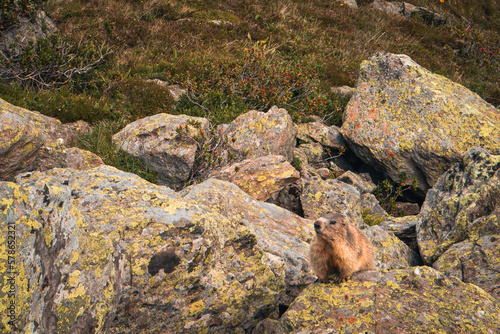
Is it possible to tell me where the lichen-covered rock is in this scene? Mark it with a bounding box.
[417,149,500,299]
[372,0,402,15]
[0,98,101,181]
[210,155,300,201]
[294,142,324,166]
[360,192,388,221]
[112,113,210,189]
[0,166,315,333]
[219,106,297,161]
[296,122,346,149]
[402,2,446,25]
[433,235,500,300]
[300,177,365,227]
[180,178,315,289]
[276,266,500,333]
[336,171,376,194]
[379,215,420,255]
[340,53,500,196]
[365,225,421,270]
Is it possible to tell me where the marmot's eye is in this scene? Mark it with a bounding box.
[330,220,336,225]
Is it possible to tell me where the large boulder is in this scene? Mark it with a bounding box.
[0,165,314,333]
[417,149,500,299]
[112,113,210,189]
[180,178,315,289]
[0,98,101,181]
[340,53,500,196]
[264,266,500,333]
[218,106,297,161]
[210,155,300,202]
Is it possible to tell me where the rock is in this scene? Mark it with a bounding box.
[315,167,332,180]
[294,142,324,166]
[210,155,300,201]
[32,146,104,172]
[0,166,314,333]
[0,9,57,58]
[336,170,376,194]
[219,106,297,161]
[402,2,446,26]
[112,113,210,189]
[372,0,402,16]
[337,0,358,9]
[341,53,500,196]
[379,215,419,234]
[0,98,101,181]
[433,236,500,300]
[147,79,187,101]
[417,149,500,299]
[300,177,365,227]
[330,85,356,98]
[393,201,420,216]
[360,193,388,226]
[379,215,420,255]
[266,183,304,217]
[276,267,500,333]
[180,178,315,290]
[371,1,446,26]
[296,122,346,149]
[365,225,422,270]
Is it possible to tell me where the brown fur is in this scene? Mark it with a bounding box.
[309,213,375,283]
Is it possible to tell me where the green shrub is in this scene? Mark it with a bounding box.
[171,39,326,124]
[291,156,303,172]
[0,0,46,30]
[0,33,112,90]
[374,173,418,216]
[109,77,175,120]
[0,84,120,124]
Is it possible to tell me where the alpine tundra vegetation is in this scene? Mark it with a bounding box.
[1,0,500,333]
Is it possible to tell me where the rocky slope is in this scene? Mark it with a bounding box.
[1,53,499,333]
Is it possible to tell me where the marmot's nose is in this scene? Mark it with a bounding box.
[314,221,321,230]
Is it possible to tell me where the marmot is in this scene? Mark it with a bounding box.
[309,212,375,282]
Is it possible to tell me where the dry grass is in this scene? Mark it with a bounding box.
[3,0,499,112]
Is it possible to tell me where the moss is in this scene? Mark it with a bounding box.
[361,209,385,226]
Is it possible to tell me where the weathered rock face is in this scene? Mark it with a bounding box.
[417,149,500,299]
[180,178,315,289]
[0,98,102,181]
[365,225,421,270]
[295,122,346,150]
[0,166,314,333]
[219,106,297,161]
[112,113,210,189]
[294,142,325,168]
[340,52,500,196]
[210,155,300,202]
[336,171,376,194]
[300,176,365,227]
[270,267,500,333]
[371,1,446,26]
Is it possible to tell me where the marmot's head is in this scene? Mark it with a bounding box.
[313,213,349,243]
